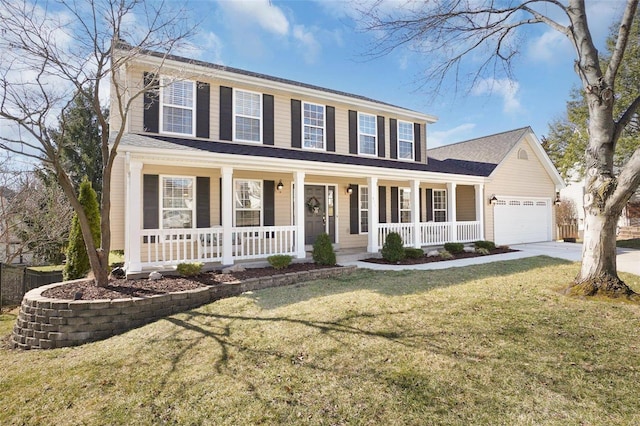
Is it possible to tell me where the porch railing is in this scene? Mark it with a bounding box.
[139,226,296,267]
[456,221,482,243]
[378,223,414,249]
[378,221,482,249]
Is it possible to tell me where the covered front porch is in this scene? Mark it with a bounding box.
[122,157,486,273]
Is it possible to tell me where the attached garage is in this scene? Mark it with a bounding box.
[493,197,552,245]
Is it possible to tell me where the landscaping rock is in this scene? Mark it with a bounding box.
[464,246,475,253]
[222,264,246,274]
[427,250,440,257]
[148,271,163,281]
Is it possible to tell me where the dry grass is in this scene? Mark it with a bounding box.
[1,256,639,425]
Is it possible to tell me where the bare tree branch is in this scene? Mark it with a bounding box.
[605,0,640,87]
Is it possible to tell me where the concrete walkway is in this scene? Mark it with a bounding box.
[343,241,640,276]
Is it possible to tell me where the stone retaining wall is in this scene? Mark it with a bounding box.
[11,266,356,350]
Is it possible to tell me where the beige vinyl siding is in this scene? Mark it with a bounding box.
[456,185,476,221]
[273,96,291,149]
[484,140,557,242]
[109,155,126,250]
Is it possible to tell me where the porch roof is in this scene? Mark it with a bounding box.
[120,133,487,177]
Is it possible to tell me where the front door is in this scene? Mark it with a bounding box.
[305,185,326,245]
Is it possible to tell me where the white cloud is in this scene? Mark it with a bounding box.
[293,25,321,64]
[527,30,572,63]
[471,78,521,114]
[178,32,225,64]
[218,0,289,36]
[428,123,476,148]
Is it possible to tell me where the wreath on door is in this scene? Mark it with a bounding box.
[306,196,321,214]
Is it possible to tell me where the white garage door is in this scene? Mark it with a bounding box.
[494,197,552,245]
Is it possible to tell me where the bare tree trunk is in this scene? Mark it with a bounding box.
[569,209,635,297]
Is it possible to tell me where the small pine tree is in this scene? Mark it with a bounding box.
[381,232,405,262]
[312,233,336,266]
[63,178,101,281]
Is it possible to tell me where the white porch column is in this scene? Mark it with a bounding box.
[127,159,143,273]
[221,167,234,265]
[475,183,485,240]
[411,179,421,248]
[447,182,458,242]
[294,171,306,259]
[367,176,379,252]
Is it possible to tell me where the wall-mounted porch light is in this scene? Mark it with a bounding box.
[276,180,284,192]
[489,194,498,205]
[346,184,354,195]
[554,192,562,206]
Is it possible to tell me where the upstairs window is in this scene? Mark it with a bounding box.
[303,102,325,150]
[398,121,414,160]
[433,189,447,222]
[161,176,194,229]
[358,113,377,156]
[161,79,195,136]
[234,89,262,142]
[234,179,262,226]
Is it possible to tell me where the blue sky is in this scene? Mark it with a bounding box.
[183,0,626,147]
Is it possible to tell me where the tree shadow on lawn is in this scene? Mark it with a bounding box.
[245,256,575,310]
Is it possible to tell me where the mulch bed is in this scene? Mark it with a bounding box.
[41,263,339,301]
[363,247,517,265]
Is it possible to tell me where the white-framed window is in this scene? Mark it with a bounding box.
[160,78,195,136]
[433,189,447,222]
[358,112,377,156]
[161,176,195,229]
[360,186,369,233]
[398,121,414,160]
[234,179,262,226]
[303,102,325,150]
[233,89,262,143]
[399,188,411,223]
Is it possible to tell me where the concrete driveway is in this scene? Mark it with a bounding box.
[347,241,640,276]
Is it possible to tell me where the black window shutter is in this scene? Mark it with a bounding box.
[348,110,358,154]
[326,106,335,152]
[263,94,274,145]
[426,189,433,221]
[419,188,423,222]
[377,116,386,158]
[263,180,275,226]
[196,82,210,139]
[219,86,233,141]
[196,177,210,228]
[291,99,301,148]
[389,119,398,159]
[414,123,422,163]
[391,186,399,223]
[143,72,159,133]
[379,186,387,223]
[349,184,359,234]
[143,174,159,229]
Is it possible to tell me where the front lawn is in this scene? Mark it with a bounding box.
[1,256,639,425]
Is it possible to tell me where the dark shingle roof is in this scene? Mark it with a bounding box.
[117,42,427,116]
[427,127,531,177]
[121,134,482,176]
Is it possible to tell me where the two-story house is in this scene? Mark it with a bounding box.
[109,46,564,273]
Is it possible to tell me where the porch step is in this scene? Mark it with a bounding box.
[335,249,379,264]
